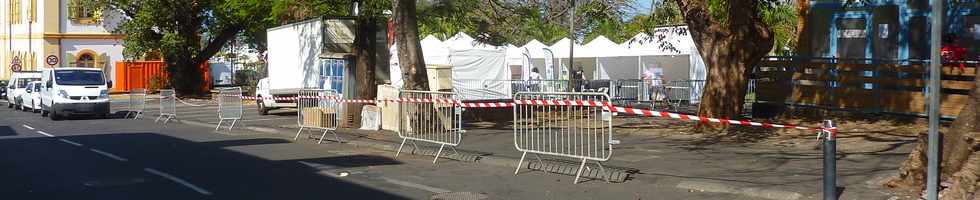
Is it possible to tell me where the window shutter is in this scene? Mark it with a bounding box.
[97,53,108,69]
[30,0,36,22]
[66,53,76,67]
[67,0,77,20]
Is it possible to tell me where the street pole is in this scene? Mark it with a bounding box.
[926,0,942,199]
[568,0,575,80]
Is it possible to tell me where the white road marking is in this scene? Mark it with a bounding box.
[36,131,54,137]
[144,168,213,195]
[89,149,129,162]
[58,139,84,147]
[382,177,452,194]
[21,124,35,130]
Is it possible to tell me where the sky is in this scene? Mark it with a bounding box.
[633,0,653,15]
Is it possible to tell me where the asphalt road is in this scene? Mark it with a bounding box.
[0,99,753,200]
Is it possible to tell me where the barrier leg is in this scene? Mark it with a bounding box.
[228,119,238,130]
[215,119,224,131]
[433,144,445,164]
[410,141,420,155]
[574,158,588,184]
[163,115,173,124]
[317,129,328,144]
[395,138,407,157]
[332,130,343,143]
[597,161,611,182]
[515,151,527,175]
[294,127,305,140]
[155,115,163,122]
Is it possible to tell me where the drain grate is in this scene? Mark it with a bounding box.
[430,192,489,200]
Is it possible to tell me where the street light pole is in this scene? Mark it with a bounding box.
[926,0,942,199]
[568,0,575,79]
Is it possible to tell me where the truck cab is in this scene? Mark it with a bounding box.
[40,68,112,120]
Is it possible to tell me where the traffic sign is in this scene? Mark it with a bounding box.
[11,63,21,72]
[11,56,20,65]
[46,55,59,66]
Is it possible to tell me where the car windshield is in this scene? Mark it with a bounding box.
[55,70,105,85]
[17,78,40,88]
[32,83,41,91]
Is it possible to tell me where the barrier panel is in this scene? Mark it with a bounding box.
[155,89,177,124]
[609,79,649,106]
[513,92,614,184]
[216,87,243,131]
[126,88,147,119]
[395,90,464,163]
[293,89,342,144]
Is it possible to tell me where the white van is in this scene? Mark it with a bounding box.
[40,68,112,120]
[19,81,42,113]
[6,71,42,109]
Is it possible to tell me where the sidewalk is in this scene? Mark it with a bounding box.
[119,101,914,200]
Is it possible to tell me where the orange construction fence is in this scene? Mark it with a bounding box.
[114,61,210,93]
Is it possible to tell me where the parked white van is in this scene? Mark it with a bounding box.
[19,81,42,113]
[6,71,42,109]
[40,68,112,120]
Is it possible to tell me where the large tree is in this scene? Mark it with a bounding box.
[393,0,428,90]
[671,0,775,131]
[87,0,271,96]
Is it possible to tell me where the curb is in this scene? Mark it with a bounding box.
[168,118,806,200]
[676,181,804,200]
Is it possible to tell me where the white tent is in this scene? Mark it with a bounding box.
[420,35,450,65]
[584,36,631,79]
[389,32,511,100]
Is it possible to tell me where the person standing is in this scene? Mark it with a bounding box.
[941,33,967,74]
[528,68,542,92]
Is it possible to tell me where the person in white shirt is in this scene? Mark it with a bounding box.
[528,68,542,92]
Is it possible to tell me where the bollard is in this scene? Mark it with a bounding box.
[822,120,837,200]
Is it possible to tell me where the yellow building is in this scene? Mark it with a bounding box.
[1,0,125,80]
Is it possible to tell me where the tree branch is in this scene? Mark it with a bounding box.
[194,25,243,65]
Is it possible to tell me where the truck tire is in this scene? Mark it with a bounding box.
[257,99,269,115]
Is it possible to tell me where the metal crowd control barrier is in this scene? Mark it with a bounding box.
[513,92,614,184]
[155,89,177,124]
[215,87,243,131]
[395,90,464,163]
[293,89,342,144]
[126,88,147,119]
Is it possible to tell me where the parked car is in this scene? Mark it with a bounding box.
[39,68,112,120]
[0,80,8,100]
[7,71,42,109]
[20,81,42,113]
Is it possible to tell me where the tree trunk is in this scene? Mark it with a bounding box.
[794,0,810,56]
[393,0,428,91]
[167,50,206,97]
[349,17,380,128]
[674,0,774,132]
[887,69,980,200]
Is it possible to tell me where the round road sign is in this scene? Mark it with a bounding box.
[46,55,59,66]
[11,63,21,72]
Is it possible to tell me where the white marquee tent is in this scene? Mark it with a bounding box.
[389,26,707,101]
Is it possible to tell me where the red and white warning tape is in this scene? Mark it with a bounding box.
[230,94,836,133]
[604,105,836,133]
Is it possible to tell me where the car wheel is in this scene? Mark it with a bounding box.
[257,99,269,115]
[49,109,61,121]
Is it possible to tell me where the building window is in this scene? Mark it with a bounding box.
[77,53,95,68]
[69,0,100,24]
